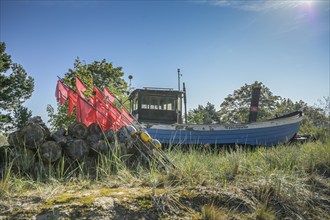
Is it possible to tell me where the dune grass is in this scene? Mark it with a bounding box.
[1,138,329,219]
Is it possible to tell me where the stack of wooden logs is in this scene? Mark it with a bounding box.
[6,116,130,164]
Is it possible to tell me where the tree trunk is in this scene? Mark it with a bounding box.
[65,139,89,161]
[40,141,62,163]
[68,122,88,139]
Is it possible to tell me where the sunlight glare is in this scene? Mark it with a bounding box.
[302,0,314,7]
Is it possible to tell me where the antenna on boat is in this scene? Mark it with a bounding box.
[177,68,183,124]
[128,75,133,90]
[183,82,188,124]
[177,68,182,91]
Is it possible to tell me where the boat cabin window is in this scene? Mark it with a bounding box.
[141,95,177,111]
[131,99,138,112]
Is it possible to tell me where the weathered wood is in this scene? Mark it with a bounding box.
[88,123,102,136]
[104,129,116,143]
[86,134,101,145]
[68,122,88,139]
[28,116,51,137]
[117,126,131,143]
[13,147,35,171]
[51,133,67,146]
[40,141,62,163]
[66,135,74,143]
[0,146,8,165]
[51,128,67,145]
[65,139,89,161]
[20,124,48,149]
[55,128,66,136]
[7,131,22,147]
[90,140,108,154]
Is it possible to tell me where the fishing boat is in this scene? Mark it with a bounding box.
[128,86,303,146]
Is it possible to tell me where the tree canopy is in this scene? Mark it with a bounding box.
[63,58,128,97]
[47,58,128,131]
[218,81,280,123]
[187,102,220,124]
[275,97,330,139]
[0,42,34,133]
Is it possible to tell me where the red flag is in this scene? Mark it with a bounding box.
[95,99,111,130]
[106,102,124,130]
[55,80,69,104]
[93,87,111,130]
[68,91,78,116]
[76,77,87,98]
[76,96,96,127]
[103,87,115,103]
[121,108,134,126]
[93,87,105,102]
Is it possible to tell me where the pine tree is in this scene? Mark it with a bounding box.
[0,42,34,133]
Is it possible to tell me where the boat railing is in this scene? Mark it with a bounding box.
[143,87,174,91]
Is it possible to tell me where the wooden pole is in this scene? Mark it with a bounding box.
[248,87,261,123]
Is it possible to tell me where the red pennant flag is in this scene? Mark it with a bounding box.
[121,108,134,126]
[55,80,69,104]
[76,77,87,99]
[68,91,78,116]
[103,87,115,103]
[92,87,111,130]
[93,87,105,103]
[76,96,96,127]
[95,98,111,130]
[106,102,124,130]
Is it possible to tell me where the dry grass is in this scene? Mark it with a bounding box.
[0,139,329,219]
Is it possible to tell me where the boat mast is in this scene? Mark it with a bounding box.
[183,82,187,124]
[177,68,183,124]
[177,68,182,91]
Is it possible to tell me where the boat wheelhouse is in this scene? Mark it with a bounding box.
[129,87,184,124]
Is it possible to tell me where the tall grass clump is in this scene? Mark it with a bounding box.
[0,148,14,196]
[165,145,254,188]
[0,146,39,197]
[299,140,330,176]
[201,204,228,220]
[166,146,220,186]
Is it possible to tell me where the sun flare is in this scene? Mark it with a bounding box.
[303,0,314,6]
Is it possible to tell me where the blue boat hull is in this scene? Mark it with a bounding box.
[144,113,303,146]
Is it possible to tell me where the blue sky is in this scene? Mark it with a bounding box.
[1,0,329,122]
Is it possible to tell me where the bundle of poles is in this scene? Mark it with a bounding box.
[55,76,176,171]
